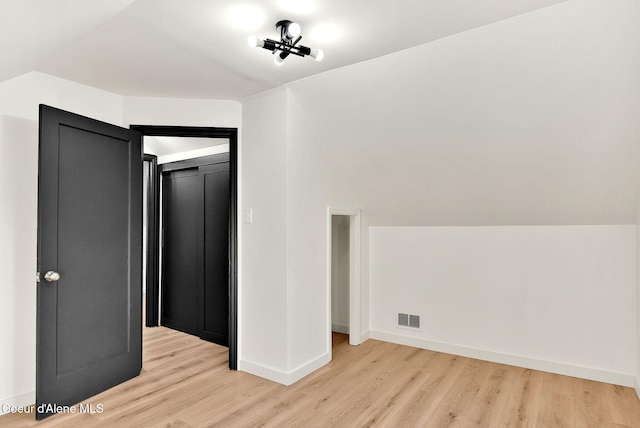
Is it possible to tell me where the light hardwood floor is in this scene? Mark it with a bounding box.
[2,327,640,427]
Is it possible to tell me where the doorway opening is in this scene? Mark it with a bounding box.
[133,125,238,370]
[327,208,362,354]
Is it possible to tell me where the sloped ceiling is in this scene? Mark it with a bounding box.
[1,0,567,100]
[0,0,136,83]
[283,0,640,225]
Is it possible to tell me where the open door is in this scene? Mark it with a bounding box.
[36,105,142,419]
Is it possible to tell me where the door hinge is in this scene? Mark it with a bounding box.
[36,271,40,283]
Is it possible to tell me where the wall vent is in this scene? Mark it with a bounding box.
[398,313,409,327]
[397,313,421,330]
[409,314,420,329]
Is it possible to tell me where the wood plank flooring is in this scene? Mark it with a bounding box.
[2,327,640,427]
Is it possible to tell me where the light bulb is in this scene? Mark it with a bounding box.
[287,22,301,39]
[247,35,265,48]
[310,48,324,61]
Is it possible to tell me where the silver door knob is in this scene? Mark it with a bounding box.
[44,271,60,282]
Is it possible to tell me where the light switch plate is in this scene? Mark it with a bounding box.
[244,208,253,224]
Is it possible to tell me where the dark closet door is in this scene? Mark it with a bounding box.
[201,163,230,345]
[161,155,229,346]
[161,168,201,335]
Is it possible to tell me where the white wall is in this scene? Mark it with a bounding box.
[123,96,240,128]
[239,89,290,381]
[370,226,636,386]
[0,72,124,412]
[284,95,371,375]
[331,216,350,334]
[637,208,640,397]
[0,72,123,124]
[240,87,371,383]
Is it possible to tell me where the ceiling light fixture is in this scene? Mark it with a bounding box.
[248,20,324,65]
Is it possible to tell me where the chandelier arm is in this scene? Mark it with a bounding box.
[291,36,302,48]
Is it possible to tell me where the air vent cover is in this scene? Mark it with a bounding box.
[409,314,420,329]
[397,313,421,330]
[398,313,409,327]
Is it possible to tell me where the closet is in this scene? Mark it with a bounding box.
[160,154,230,346]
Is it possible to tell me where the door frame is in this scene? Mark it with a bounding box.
[131,125,238,370]
[143,154,159,327]
[326,207,362,349]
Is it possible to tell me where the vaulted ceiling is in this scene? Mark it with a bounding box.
[1,0,567,100]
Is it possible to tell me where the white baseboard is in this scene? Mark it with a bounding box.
[331,323,349,335]
[635,377,640,400]
[287,352,331,385]
[370,331,635,388]
[240,352,331,386]
[239,359,290,386]
[359,330,370,343]
[0,391,35,415]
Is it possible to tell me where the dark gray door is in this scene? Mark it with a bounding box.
[161,167,201,335]
[36,105,142,419]
[161,155,229,346]
[201,162,230,345]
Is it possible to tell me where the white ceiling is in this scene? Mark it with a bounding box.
[1,0,567,100]
[143,136,228,156]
